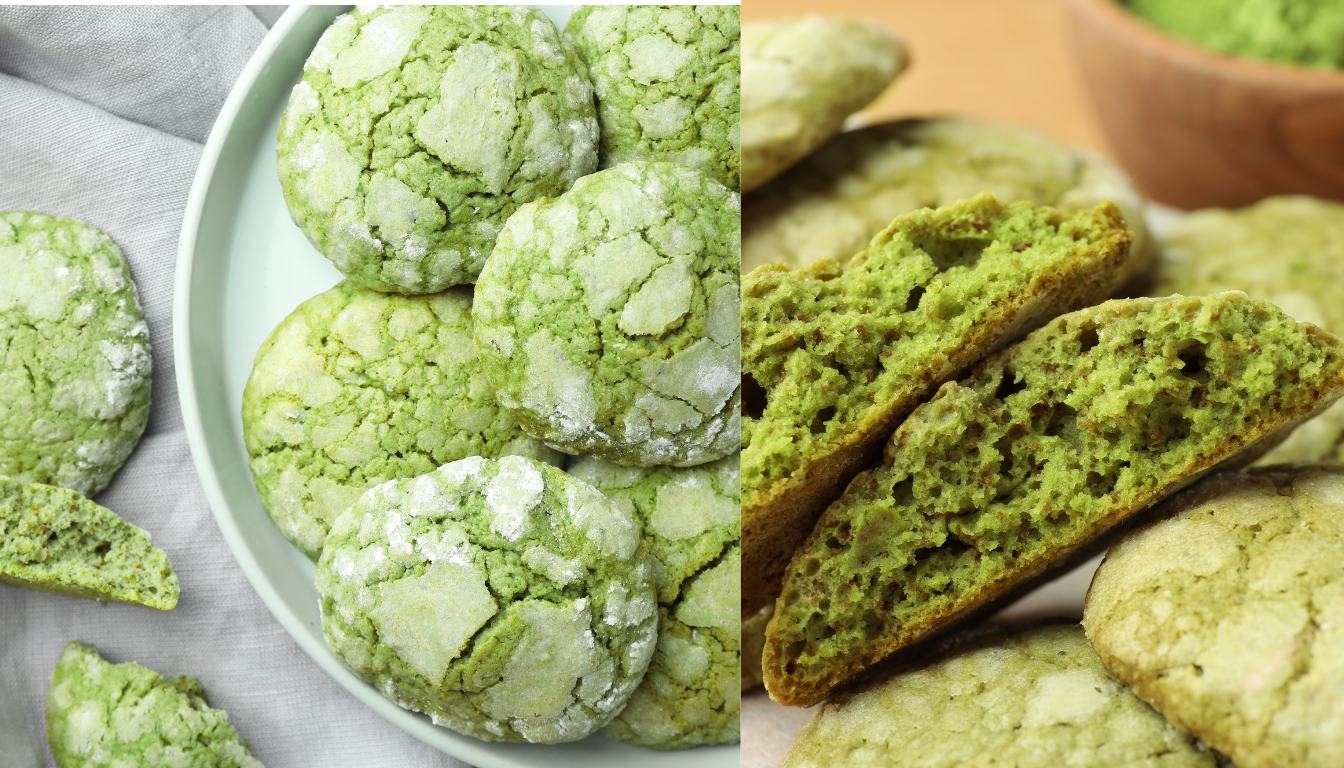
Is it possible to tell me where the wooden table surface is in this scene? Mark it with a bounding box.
[742,0,1114,160]
[741,3,1113,765]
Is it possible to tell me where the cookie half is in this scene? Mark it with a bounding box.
[1086,465,1344,768]
[781,623,1223,768]
[766,293,1344,706]
[0,211,151,496]
[47,642,259,768]
[742,193,1133,615]
[0,478,177,610]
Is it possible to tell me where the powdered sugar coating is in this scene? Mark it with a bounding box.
[566,5,740,190]
[277,6,599,293]
[473,162,741,467]
[0,212,151,496]
[569,454,741,748]
[242,281,562,560]
[316,456,658,744]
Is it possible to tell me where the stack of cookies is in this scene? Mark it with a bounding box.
[743,13,1344,768]
[243,5,742,751]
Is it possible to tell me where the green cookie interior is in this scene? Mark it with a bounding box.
[766,292,1344,706]
[0,478,177,610]
[1153,195,1344,464]
[741,192,1133,614]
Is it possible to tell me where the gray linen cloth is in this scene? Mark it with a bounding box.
[0,7,468,766]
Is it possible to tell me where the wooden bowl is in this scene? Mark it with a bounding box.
[1065,0,1344,209]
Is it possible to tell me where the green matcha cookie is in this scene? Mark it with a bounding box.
[0,478,176,610]
[316,456,658,744]
[765,293,1344,707]
[277,6,599,293]
[0,211,151,497]
[743,118,1152,283]
[1086,465,1344,768]
[569,454,740,749]
[47,642,260,768]
[242,281,561,561]
[742,16,907,193]
[473,162,740,467]
[782,623,1223,768]
[566,5,740,190]
[742,194,1134,616]
[1153,195,1344,465]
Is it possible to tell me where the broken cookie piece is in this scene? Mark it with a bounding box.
[0,478,177,610]
[47,642,259,767]
[766,292,1344,706]
[742,193,1133,616]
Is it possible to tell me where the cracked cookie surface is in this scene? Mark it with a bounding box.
[242,281,561,561]
[277,5,598,293]
[316,456,658,744]
[743,118,1151,280]
[0,211,151,497]
[567,5,741,190]
[47,642,260,768]
[1086,465,1344,768]
[570,454,741,749]
[473,162,741,467]
[782,623,1223,768]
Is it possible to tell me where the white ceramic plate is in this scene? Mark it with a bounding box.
[174,6,739,766]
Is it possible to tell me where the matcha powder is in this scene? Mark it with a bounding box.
[1126,0,1344,69]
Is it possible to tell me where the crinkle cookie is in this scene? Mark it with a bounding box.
[316,456,658,744]
[0,211,151,497]
[766,293,1344,707]
[277,6,599,294]
[742,194,1134,616]
[1153,195,1344,465]
[1086,465,1344,768]
[570,454,740,749]
[742,16,907,193]
[242,281,561,561]
[566,5,741,190]
[473,162,740,467]
[781,623,1223,768]
[743,117,1152,282]
[0,478,177,610]
[47,642,261,768]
